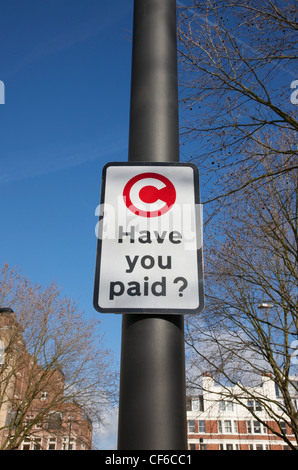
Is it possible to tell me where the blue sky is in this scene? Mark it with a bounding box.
[0,0,134,367]
[0,1,136,448]
[1,0,296,452]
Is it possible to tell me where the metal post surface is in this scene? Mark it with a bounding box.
[117,0,187,450]
[128,0,180,163]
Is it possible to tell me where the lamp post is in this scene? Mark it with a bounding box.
[117,0,187,450]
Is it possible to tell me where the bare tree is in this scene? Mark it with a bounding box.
[177,0,298,202]
[0,264,116,449]
[176,1,298,447]
[185,144,298,448]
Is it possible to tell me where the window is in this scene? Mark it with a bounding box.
[63,437,75,450]
[218,420,234,433]
[219,400,233,411]
[47,411,62,430]
[188,396,204,412]
[198,420,205,433]
[188,420,195,433]
[33,438,42,450]
[199,396,204,412]
[22,439,31,450]
[247,420,266,434]
[247,400,263,412]
[253,421,261,433]
[224,420,232,433]
[219,444,234,450]
[234,420,238,433]
[275,383,281,397]
[247,400,254,412]
[253,421,267,434]
[25,414,34,428]
[279,422,287,435]
[41,391,48,401]
[226,401,234,411]
[48,438,56,450]
[192,399,199,411]
[255,401,262,411]
[21,438,41,451]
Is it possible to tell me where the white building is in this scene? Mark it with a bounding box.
[187,372,298,450]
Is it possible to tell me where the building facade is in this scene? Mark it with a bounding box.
[187,372,298,450]
[0,308,92,450]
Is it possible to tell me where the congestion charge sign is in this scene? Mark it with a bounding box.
[93,162,204,314]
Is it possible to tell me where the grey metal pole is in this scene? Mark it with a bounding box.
[117,0,187,450]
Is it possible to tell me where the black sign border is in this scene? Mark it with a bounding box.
[93,162,204,315]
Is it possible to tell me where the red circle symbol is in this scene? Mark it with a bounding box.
[123,172,176,217]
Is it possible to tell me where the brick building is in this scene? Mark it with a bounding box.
[0,308,92,450]
[187,372,298,450]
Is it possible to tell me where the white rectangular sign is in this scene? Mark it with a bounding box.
[93,162,204,314]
